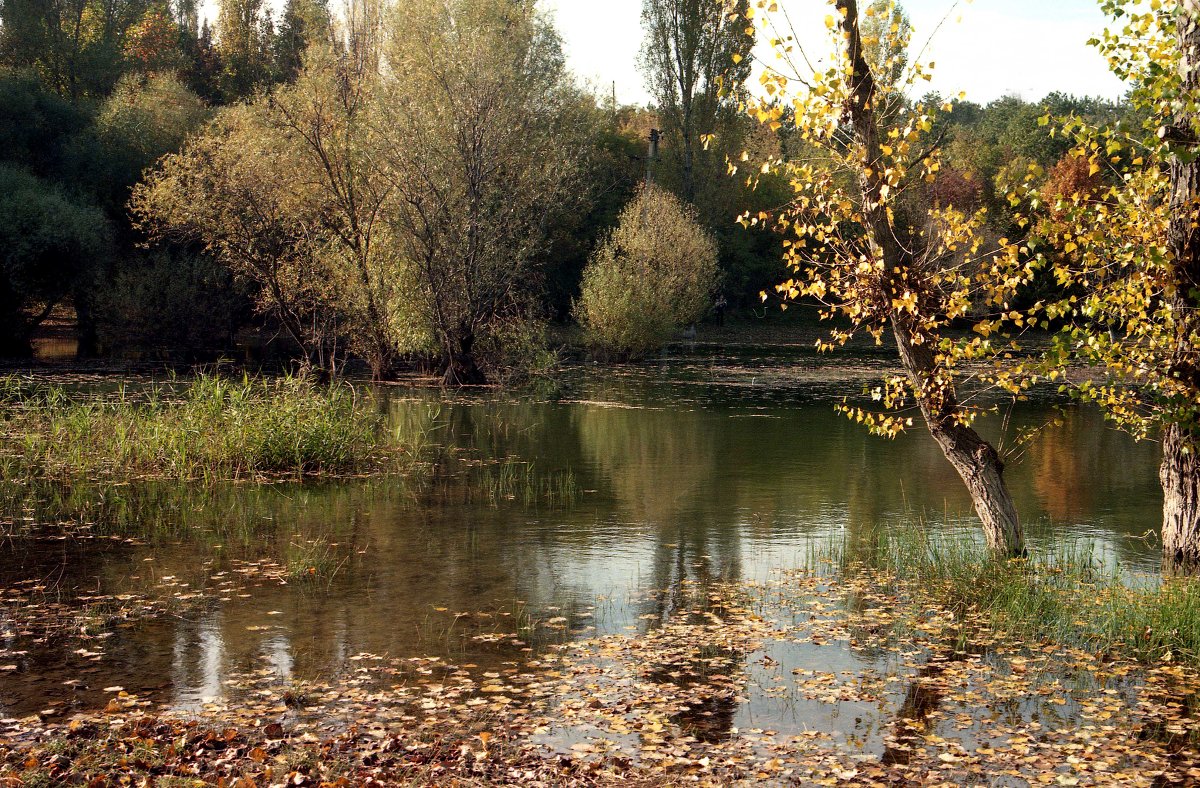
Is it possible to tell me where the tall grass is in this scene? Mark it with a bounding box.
[477,459,578,506]
[0,374,406,482]
[823,525,1200,667]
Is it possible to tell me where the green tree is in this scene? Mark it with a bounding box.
[0,0,157,99]
[271,0,331,84]
[541,100,647,320]
[378,0,585,384]
[93,71,210,203]
[181,19,222,103]
[216,0,271,100]
[861,0,910,86]
[90,72,232,357]
[0,165,109,355]
[639,0,753,204]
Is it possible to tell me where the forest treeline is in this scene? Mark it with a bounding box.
[0,0,1127,381]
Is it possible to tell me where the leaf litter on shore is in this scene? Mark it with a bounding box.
[3,564,1200,786]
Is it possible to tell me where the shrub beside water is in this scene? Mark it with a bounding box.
[0,374,402,482]
[575,185,720,360]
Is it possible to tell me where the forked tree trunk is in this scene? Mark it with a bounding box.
[1162,2,1200,572]
[838,0,1024,556]
[442,332,486,387]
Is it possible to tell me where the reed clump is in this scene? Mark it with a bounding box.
[823,526,1200,667]
[0,374,406,482]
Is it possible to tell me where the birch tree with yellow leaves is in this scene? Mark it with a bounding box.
[738,0,1040,556]
[1025,0,1200,571]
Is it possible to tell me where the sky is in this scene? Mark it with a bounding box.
[541,0,1128,106]
[198,0,1128,105]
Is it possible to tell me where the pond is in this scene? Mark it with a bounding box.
[0,342,1170,762]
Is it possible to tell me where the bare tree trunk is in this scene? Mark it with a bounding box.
[681,101,695,203]
[837,0,1024,556]
[1162,3,1200,572]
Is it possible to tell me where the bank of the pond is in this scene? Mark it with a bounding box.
[832,528,1200,668]
[0,374,412,483]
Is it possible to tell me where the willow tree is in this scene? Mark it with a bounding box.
[377,0,583,385]
[741,0,1029,555]
[1023,0,1200,570]
[133,46,426,378]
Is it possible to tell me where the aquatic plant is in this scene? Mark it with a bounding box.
[823,525,1200,667]
[476,459,579,507]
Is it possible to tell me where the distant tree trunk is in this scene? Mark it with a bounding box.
[0,281,32,357]
[368,346,397,382]
[73,289,99,358]
[679,92,695,203]
[1162,2,1200,572]
[0,326,32,357]
[838,0,1024,556]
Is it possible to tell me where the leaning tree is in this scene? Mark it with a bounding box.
[739,0,1039,555]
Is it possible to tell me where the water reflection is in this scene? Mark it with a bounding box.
[0,347,1167,728]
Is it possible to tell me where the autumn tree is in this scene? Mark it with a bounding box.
[124,6,184,75]
[1024,0,1200,570]
[377,0,584,385]
[0,0,155,99]
[741,0,1029,555]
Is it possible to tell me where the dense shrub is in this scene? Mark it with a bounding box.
[94,250,249,358]
[575,185,719,360]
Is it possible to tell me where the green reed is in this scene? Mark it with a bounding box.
[816,523,1200,667]
[0,373,411,483]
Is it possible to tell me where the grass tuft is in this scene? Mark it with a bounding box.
[821,525,1200,667]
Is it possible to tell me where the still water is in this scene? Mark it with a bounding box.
[0,344,1165,730]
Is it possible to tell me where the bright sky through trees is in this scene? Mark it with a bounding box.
[195,0,1127,104]
[543,0,1127,105]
